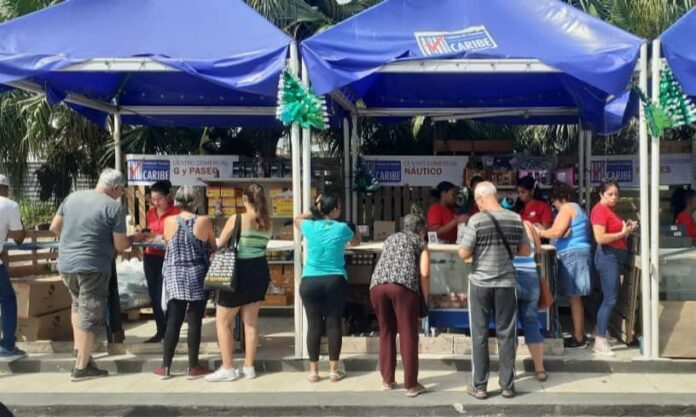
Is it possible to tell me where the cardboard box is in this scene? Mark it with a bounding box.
[373,221,395,241]
[220,187,237,198]
[263,294,293,306]
[221,197,237,207]
[206,187,221,198]
[269,187,294,217]
[16,308,73,342]
[12,275,72,319]
[222,207,237,217]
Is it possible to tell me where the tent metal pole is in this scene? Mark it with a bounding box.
[351,114,359,224]
[585,130,592,213]
[343,118,351,219]
[301,60,312,212]
[289,41,305,359]
[638,43,653,358]
[113,111,122,171]
[650,40,662,358]
[578,126,585,206]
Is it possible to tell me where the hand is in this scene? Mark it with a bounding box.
[129,232,148,243]
[456,214,469,224]
[627,220,639,233]
[621,221,629,237]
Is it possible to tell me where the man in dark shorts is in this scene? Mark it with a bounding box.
[50,169,146,381]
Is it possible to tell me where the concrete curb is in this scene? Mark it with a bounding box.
[2,354,696,374]
[3,392,696,416]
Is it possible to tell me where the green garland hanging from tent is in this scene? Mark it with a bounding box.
[353,157,380,196]
[276,69,328,130]
[634,65,696,137]
[659,66,696,128]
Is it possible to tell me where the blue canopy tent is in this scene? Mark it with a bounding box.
[302,0,655,357]
[0,0,311,357]
[649,6,696,358]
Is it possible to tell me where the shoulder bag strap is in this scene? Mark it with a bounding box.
[483,211,514,261]
[229,214,242,250]
[176,216,205,257]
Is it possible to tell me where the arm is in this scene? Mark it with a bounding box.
[201,217,217,252]
[217,214,237,248]
[539,204,574,239]
[419,247,430,301]
[517,222,535,257]
[49,214,63,238]
[294,213,313,231]
[7,204,25,244]
[432,216,467,238]
[593,224,628,245]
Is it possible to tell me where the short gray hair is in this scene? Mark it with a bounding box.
[96,168,126,189]
[174,186,199,212]
[474,181,497,200]
[403,214,426,235]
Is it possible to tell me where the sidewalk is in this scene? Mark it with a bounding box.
[1,369,696,416]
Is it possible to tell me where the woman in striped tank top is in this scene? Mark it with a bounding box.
[513,221,547,382]
[207,184,272,382]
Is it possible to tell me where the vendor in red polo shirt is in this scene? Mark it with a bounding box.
[142,180,180,343]
[427,181,468,243]
[514,176,553,229]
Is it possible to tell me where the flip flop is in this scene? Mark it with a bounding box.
[329,370,345,382]
[306,371,320,383]
[535,370,548,382]
[406,383,427,398]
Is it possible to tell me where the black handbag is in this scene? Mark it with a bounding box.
[204,215,242,291]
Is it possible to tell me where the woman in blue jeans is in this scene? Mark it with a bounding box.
[514,221,546,381]
[590,179,637,356]
[538,183,592,349]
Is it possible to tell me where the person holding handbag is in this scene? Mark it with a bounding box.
[514,220,547,382]
[206,184,273,382]
[537,183,592,349]
[155,186,216,379]
[457,182,530,400]
[369,214,430,398]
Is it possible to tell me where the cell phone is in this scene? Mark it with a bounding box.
[141,228,151,233]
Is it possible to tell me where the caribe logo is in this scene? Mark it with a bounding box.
[414,26,497,57]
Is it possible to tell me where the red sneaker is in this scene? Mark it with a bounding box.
[187,366,213,380]
[153,367,171,380]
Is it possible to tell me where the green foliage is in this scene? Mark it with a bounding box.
[19,198,57,229]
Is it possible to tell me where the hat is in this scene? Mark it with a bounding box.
[0,175,8,187]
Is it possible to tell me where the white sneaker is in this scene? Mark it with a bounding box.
[592,338,616,357]
[204,367,240,382]
[237,366,256,379]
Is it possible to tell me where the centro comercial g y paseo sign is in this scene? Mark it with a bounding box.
[126,154,239,186]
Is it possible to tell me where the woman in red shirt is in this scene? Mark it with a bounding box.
[675,190,696,244]
[427,181,467,243]
[590,179,637,357]
[143,180,181,343]
[515,176,553,229]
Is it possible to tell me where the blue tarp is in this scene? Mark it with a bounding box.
[301,0,644,134]
[0,0,292,127]
[660,6,696,97]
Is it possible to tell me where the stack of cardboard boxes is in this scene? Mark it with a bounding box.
[12,275,73,341]
[266,264,294,306]
[207,186,245,217]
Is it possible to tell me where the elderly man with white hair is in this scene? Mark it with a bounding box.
[457,181,530,400]
[50,168,147,381]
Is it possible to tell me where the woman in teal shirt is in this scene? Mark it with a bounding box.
[295,192,360,383]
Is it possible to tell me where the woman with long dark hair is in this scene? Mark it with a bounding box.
[295,192,360,382]
[142,180,180,343]
[590,179,637,356]
[515,176,553,229]
[207,184,273,382]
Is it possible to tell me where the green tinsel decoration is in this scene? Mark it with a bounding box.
[659,67,696,128]
[633,86,672,137]
[276,69,328,130]
[353,157,380,196]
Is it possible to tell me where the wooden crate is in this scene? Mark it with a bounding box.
[5,230,57,277]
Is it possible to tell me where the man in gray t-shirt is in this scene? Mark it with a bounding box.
[50,169,146,382]
[457,181,530,399]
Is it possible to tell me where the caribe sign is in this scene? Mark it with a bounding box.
[414,26,497,57]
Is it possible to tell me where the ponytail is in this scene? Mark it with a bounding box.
[312,192,341,220]
[244,183,271,231]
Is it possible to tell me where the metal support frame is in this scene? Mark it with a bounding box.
[113,111,122,171]
[289,42,305,359]
[649,40,662,358]
[301,60,312,212]
[351,114,359,224]
[343,118,351,219]
[584,130,592,213]
[378,59,562,74]
[638,43,653,358]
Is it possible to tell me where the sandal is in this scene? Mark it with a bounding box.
[329,369,345,382]
[406,383,426,398]
[535,370,548,382]
[306,371,320,383]
[382,382,395,391]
